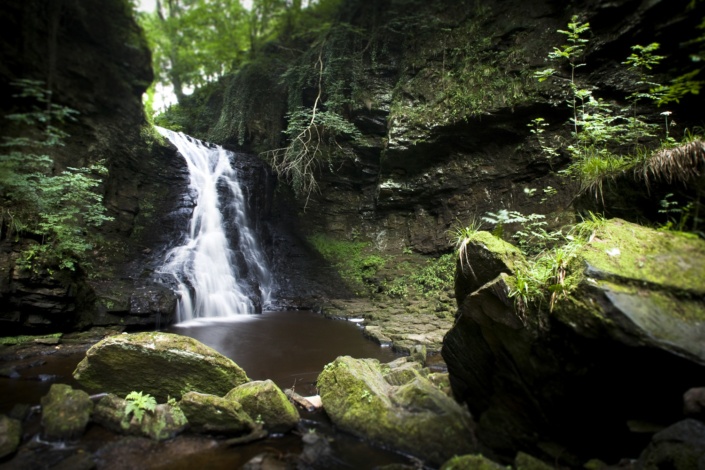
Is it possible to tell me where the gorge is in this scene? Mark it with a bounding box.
[1,0,705,468]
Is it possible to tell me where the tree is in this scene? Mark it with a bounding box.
[139,0,248,103]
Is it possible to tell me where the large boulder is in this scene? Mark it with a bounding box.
[317,355,476,466]
[637,419,705,469]
[73,332,250,401]
[443,220,705,463]
[40,384,94,441]
[0,415,21,459]
[179,391,254,434]
[224,380,299,434]
[93,393,188,441]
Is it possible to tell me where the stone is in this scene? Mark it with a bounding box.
[40,384,94,441]
[93,394,187,441]
[454,231,525,307]
[179,392,254,434]
[514,452,554,470]
[439,454,505,469]
[0,415,21,459]
[638,419,705,469]
[684,387,705,418]
[73,332,250,401]
[225,380,299,434]
[317,356,476,466]
[443,219,705,462]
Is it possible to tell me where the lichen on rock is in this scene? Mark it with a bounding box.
[93,393,187,441]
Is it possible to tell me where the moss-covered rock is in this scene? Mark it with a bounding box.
[444,219,705,462]
[0,415,21,459]
[73,332,250,401]
[439,454,505,470]
[455,231,525,307]
[317,356,476,466]
[93,393,187,441]
[40,384,94,441]
[179,391,254,434]
[224,380,298,434]
[514,452,553,470]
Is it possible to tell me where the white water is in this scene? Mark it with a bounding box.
[157,127,273,321]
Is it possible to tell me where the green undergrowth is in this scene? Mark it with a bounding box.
[308,233,455,309]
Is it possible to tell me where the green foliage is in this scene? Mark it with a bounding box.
[124,391,157,423]
[1,79,112,272]
[409,254,455,297]
[308,234,385,293]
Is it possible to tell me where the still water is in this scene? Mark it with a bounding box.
[167,310,398,396]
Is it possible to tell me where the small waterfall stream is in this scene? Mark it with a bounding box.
[157,127,273,321]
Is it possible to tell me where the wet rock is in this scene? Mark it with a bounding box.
[317,355,476,466]
[224,380,299,434]
[73,332,250,401]
[299,430,333,467]
[637,419,705,469]
[439,454,504,469]
[0,414,21,459]
[179,391,254,434]
[93,393,187,441]
[40,384,94,441]
[443,220,705,462]
[242,452,295,470]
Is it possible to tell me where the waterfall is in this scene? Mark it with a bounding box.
[156,127,273,321]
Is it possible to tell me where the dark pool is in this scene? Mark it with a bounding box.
[166,310,399,396]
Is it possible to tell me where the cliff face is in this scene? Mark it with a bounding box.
[176,0,703,256]
[0,0,188,332]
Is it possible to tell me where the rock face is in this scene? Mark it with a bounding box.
[73,332,250,401]
[179,391,254,434]
[317,355,476,466]
[40,384,94,441]
[0,0,191,333]
[93,394,188,441]
[224,380,299,434]
[443,219,705,463]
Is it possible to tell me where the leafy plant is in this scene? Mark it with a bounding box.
[124,391,157,423]
[1,79,113,272]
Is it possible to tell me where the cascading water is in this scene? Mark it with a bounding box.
[156,127,273,322]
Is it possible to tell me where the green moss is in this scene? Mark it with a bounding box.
[440,454,505,470]
[224,380,298,433]
[73,332,250,401]
[0,333,62,346]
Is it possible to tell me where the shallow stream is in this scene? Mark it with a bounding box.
[1,311,413,469]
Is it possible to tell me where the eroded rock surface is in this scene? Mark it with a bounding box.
[224,380,299,434]
[40,384,94,441]
[180,391,254,434]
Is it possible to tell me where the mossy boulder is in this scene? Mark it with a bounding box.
[93,393,187,440]
[444,219,705,462]
[40,384,94,441]
[439,454,505,470]
[179,391,254,434]
[73,332,250,401]
[0,415,21,459]
[317,355,476,466]
[224,380,298,433]
[454,231,525,307]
